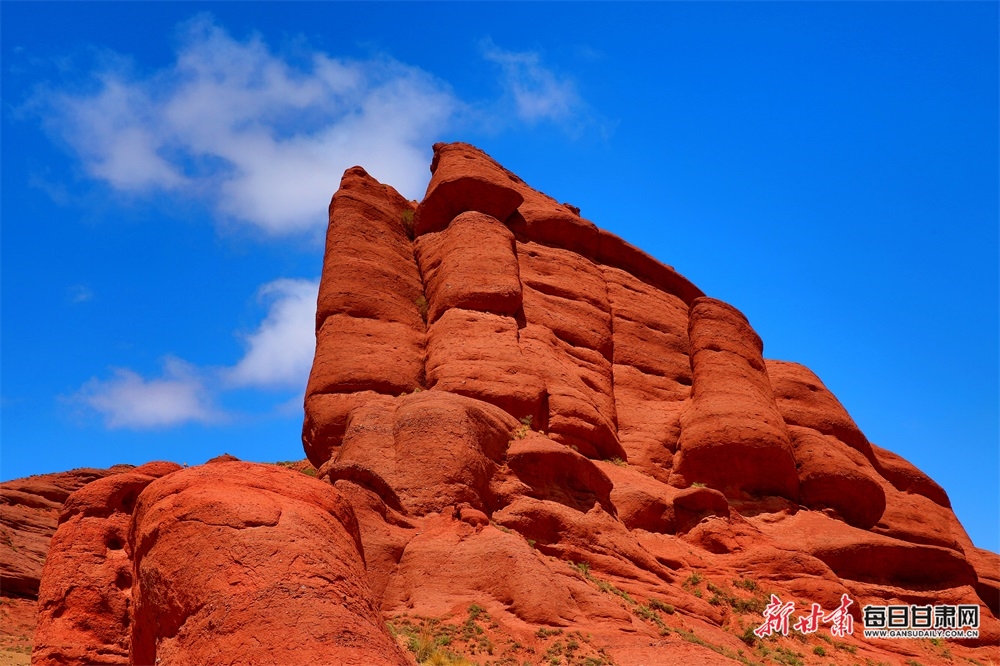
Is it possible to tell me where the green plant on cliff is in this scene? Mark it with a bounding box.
[415,295,429,322]
[648,599,674,614]
[391,612,483,666]
[401,209,415,239]
[512,415,532,439]
[769,646,804,666]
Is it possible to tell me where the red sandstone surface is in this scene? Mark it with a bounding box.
[3,143,998,665]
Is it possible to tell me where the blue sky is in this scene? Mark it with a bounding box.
[2,3,996,551]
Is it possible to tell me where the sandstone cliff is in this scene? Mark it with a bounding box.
[6,143,998,666]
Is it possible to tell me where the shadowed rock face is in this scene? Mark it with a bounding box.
[19,143,1000,665]
[128,463,406,666]
[2,468,127,601]
[33,463,181,665]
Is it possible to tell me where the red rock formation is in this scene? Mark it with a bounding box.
[1,466,161,664]
[33,463,181,665]
[14,142,999,666]
[297,142,997,664]
[1,468,125,600]
[671,298,799,500]
[129,462,406,666]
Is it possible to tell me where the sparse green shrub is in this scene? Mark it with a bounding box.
[674,628,747,663]
[732,596,765,614]
[581,659,607,666]
[649,599,674,614]
[771,646,804,666]
[609,457,627,467]
[634,604,670,634]
[813,646,826,657]
[535,627,563,639]
[611,586,636,605]
[415,295,429,322]
[401,209,415,238]
[513,415,532,439]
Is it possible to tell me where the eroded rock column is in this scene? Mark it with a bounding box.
[129,462,407,666]
[416,211,546,423]
[33,462,180,666]
[303,167,426,468]
[768,360,885,528]
[671,297,798,499]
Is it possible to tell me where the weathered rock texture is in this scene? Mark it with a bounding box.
[298,143,998,665]
[2,468,126,601]
[128,462,406,666]
[1,466,171,665]
[10,143,999,665]
[33,462,181,665]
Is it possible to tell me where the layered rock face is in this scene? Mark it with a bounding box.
[16,143,999,665]
[1,467,133,663]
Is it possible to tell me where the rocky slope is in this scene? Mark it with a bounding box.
[6,143,999,665]
[1,467,139,665]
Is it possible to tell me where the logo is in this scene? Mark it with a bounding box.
[754,594,853,638]
[754,595,981,640]
[860,603,980,639]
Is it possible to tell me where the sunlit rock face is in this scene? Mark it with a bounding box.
[18,143,999,665]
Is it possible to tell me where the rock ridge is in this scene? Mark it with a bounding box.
[8,143,997,666]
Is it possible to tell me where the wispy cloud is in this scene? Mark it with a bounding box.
[74,357,221,429]
[68,284,93,303]
[36,15,458,235]
[42,23,603,431]
[481,39,582,124]
[70,278,318,429]
[226,278,317,389]
[32,19,602,235]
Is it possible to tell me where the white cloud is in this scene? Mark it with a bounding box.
[481,40,582,124]
[39,16,458,234]
[35,19,601,234]
[74,357,220,429]
[68,284,93,303]
[226,278,318,388]
[44,24,602,430]
[70,277,318,429]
